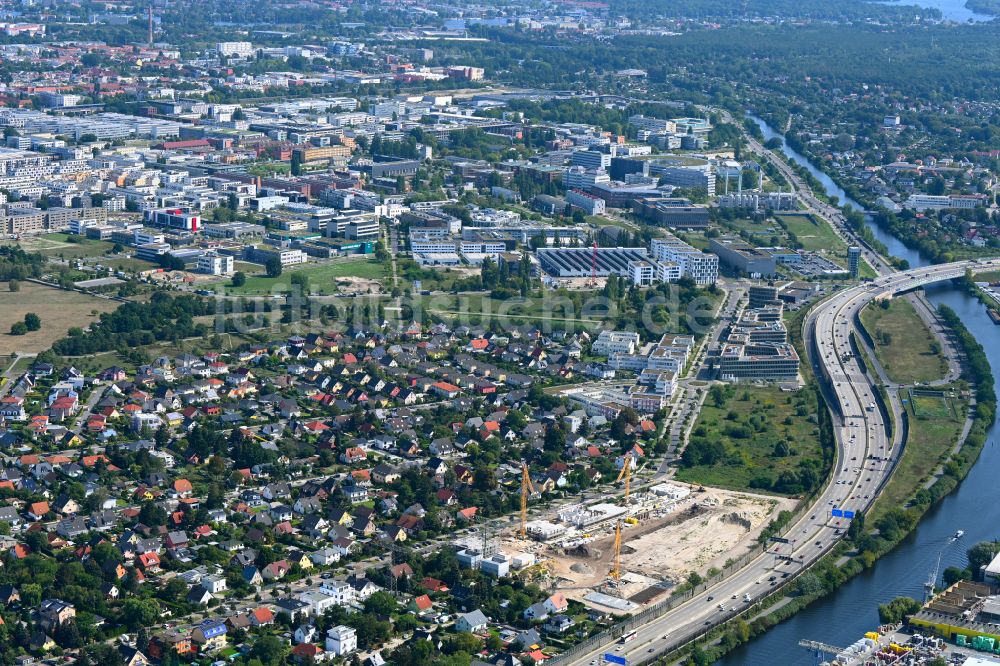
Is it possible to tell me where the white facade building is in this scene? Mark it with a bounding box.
[325,625,358,656]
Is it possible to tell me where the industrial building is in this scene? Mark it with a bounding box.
[709,236,778,277]
[537,247,649,278]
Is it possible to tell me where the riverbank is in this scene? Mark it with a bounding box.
[665,303,996,666]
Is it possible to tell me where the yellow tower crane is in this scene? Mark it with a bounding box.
[520,462,538,538]
[610,519,623,583]
[615,453,633,502]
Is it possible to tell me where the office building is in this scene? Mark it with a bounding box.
[748,284,781,309]
[563,167,610,191]
[145,208,200,232]
[649,163,716,195]
[344,219,379,240]
[628,115,676,134]
[250,247,308,266]
[848,246,862,278]
[718,341,800,381]
[571,149,612,170]
[217,41,255,58]
[566,189,606,215]
[198,253,234,275]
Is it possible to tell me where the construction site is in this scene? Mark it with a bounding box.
[466,457,795,613]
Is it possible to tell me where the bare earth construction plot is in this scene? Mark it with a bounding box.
[547,487,794,607]
[0,281,119,355]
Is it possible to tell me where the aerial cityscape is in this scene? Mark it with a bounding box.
[1,1,1000,666]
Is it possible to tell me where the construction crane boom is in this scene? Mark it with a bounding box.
[615,453,632,501]
[610,519,623,583]
[520,462,538,538]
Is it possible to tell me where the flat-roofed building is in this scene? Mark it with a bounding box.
[718,341,799,380]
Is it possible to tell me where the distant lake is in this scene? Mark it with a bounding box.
[872,0,994,22]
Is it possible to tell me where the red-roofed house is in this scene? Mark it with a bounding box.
[28,501,49,520]
[410,594,433,613]
[250,607,275,626]
[431,382,461,399]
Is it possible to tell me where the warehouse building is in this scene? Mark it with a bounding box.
[709,236,778,277]
[537,247,649,278]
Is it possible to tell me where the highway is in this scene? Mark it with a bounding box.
[560,258,1000,666]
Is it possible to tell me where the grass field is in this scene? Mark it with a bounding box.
[220,258,390,295]
[102,256,157,273]
[416,293,607,329]
[860,298,948,385]
[971,269,1000,283]
[870,389,965,522]
[2,233,118,259]
[774,213,847,254]
[0,281,119,355]
[675,385,825,494]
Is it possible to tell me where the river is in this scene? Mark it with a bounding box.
[717,119,1000,665]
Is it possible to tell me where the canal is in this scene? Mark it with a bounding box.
[716,119,1000,665]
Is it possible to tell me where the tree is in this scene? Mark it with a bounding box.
[877,596,921,624]
[9,321,26,335]
[249,635,288,666]
[8,279,18,292]
[232,271,247,287]
[265,257,283,278]
[363,591,397,616]
[968,541,1000,579]
[121,598,160,630]
[290,272,310,295]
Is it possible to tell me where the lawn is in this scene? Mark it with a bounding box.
[220,258,390,295]
[870,388,965,522]
[0,281,120,355]
[774,213,847,255]
[675,384,827,495]
[3,233,117,259]
[416,293,607,330]
[102,256,158,273]
[971,269,1000,284]
[860,298,948,385]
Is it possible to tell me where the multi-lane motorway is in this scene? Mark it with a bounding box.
[561,258,1000,666]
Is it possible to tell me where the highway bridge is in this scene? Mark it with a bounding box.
[556,258,1000,666]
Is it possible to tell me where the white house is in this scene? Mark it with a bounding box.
[299,590,340,617]
[325,625,357,657]
[456,609,489,633]
[201,575,227,594]
[309,548,341,567]
[294,625,317,645]
[319,580,355,605]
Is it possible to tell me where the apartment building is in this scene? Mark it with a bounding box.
[592,330,641,356]
[650,233,719,285]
